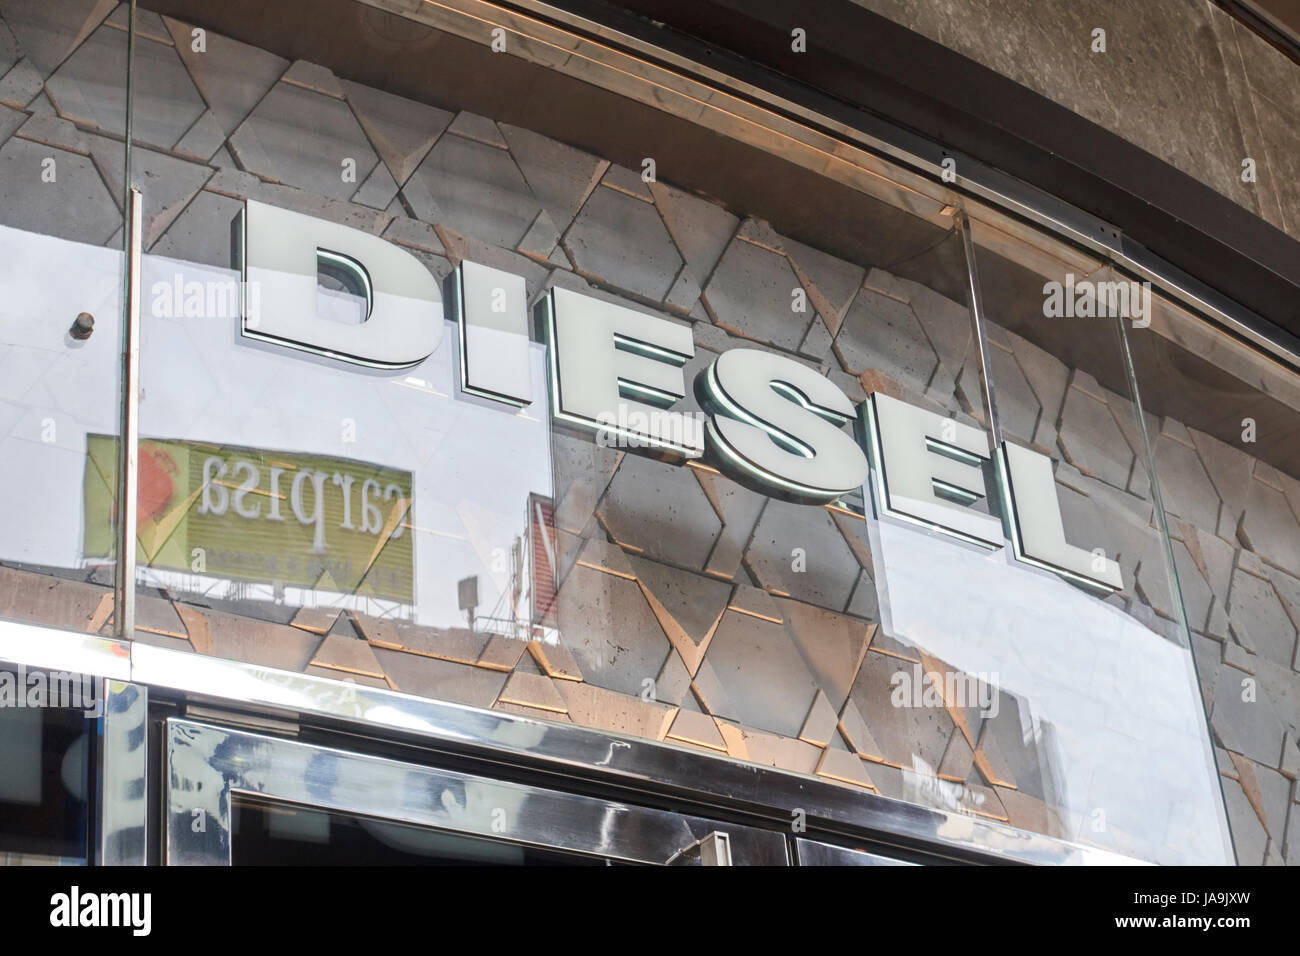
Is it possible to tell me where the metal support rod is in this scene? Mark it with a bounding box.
[956,210,1002,448]
[114,186,142,639]
[113,0,139,640]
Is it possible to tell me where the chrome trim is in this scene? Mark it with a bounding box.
[163,718,788,865]
[95,679,148,865]
[667,831,733,866]
[795,838,918,867]
[0,623,1148,864]
[129,641,1142,865]
[114,186,143,639]
[0,619,130,681]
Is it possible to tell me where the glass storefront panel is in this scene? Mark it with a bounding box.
[0,1,127,632]
[127,7,554,680]
[115,0,1009,818]
[231,799,609,866]
[0,0,1261,865]
[954,225,1232,863]
[0,667,96,865]
[1125,286,1300,865]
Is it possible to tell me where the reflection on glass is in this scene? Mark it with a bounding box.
[0,667,95,864]
[0,0,126,634]
[922,224,1233,863]
[44,0,1247,867]
[232,798,608,865]
[1124,287,1300,865]
[135,249,554,656]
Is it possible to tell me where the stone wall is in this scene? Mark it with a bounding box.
[850,0,1300,241]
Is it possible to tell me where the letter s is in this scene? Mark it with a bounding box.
[697,348,868,502]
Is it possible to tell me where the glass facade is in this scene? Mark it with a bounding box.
[0,1,126,631]
[0,667,95,865]
[0,0,1295,866]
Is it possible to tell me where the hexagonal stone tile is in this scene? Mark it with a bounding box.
[551,432,623,536]
[846,570,880,621]
[0,16,16,78]
[0,0,116,77]
[100,142,212,249]
[1188,427,1254,535]
[777,597,871,710]
[0,138,118,243]
[695,608,820,737]
[229,81,378,200]
[783,237,865,335]
[835,286,938,392]
[628,554,731,674]
[1226,568,1297,669]
[1004,328,1069,449]
[148,188,243,268]
[974,692,1049,798]
[557,680,675,739]
[901,278,973,408]
[564,185,682,303]
[500,122,605,233]
[1267,565,1300,639]
[1153,435,1222,532]
[1056,382,1133,491]
[182,605,322,671]
[987,341,1040,444]
[1238,477,1300,580]
[648,179,738,287]
[846,650,954,770]
[703,238,809,350]
[374,647,508,708]
[692,467,767,579]
[596,453,721,570]
[341,79,451,186]
[1182,523,1235,603]
[744,500,859,612]
[403,129,539,247]
[1137,536,1213,631]
[1219,775,1266,864]
[1212,659,1286,774]
[555,562,671,697]
[164,14,287,141]
[47,25,204,149]
[1242,758,1293,843]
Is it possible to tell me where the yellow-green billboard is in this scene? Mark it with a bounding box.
[85,436,414,604]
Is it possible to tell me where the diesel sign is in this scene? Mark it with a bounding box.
[226,199,1122,592]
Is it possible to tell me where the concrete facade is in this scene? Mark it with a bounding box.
[851,0,1300,241]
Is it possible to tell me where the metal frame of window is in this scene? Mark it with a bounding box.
[163,717,789,865]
